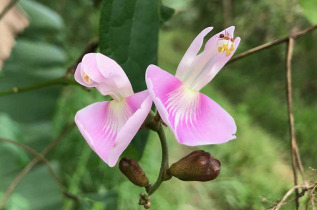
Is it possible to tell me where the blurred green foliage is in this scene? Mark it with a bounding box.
[0,0,316,209]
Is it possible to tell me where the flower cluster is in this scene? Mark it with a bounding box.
[74,26,240,167]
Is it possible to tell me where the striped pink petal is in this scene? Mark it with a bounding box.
[74,53,134,100]
[146,65,236,146]
[75,90,152,167]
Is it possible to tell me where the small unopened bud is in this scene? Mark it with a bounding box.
[119,157,149,187]
[144,201,151,209]
[167,150,221,182]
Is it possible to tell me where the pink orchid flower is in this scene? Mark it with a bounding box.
[146,26,240,146]
[74,53,152,167]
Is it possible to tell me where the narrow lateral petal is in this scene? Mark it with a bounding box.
[175,27,213,82]
[146,65,236,146]
[192,37,241,91]
[75,91,152,167]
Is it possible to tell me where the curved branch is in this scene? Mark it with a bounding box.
[272,183,316,210]
[147,123,169,195]
[0,77,80,97]
[229,24,317,64]
[0,138,64,194]
[0,123,76,209]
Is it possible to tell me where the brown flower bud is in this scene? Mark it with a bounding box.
[167,150,221,182]
[144,201,151,209]
[119,157,149,187]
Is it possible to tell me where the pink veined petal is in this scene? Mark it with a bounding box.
[74,63,97,87]
[146,65,181,138]
[95,53,133,97]
[82,53,107,83]
[75,101,117,165]
[81,53,134,99]
[175,27,213,82]
[192,37,240,90]
[146,65,236,146]
[75,91,152,167]
[175,92,236,146]
[107,90,152,167]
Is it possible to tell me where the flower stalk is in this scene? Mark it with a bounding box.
[145,113,170,196]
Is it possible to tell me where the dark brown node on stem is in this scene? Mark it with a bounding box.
[167,150,221,182]
[139,193,151,209]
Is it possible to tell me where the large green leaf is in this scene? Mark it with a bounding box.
[300,0,317,24]
[19,0,64,32]
[99,0,159,92]
[6,40,65,70]
[99,0,160,157]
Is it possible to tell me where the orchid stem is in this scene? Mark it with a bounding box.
[146,115,170,196]
[0,77,80,96]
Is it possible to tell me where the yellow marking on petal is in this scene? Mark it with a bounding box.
[83,73,92,84]
[223,44,228,50]
[230,44,235,51]
[225,49,231,56]
[218,46,224,53]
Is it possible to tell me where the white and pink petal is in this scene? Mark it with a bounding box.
[75,53,134,100]
[175,27,213,82]
[75,91,152,167]
[146,65,236,146]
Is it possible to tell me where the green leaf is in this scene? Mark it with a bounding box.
[300,0,317,24]
[7,39,66,70]
[99,0,159,92]
[160,4,175,23]
[19,0,64,32]
[0,114,30,165]
[99,0,160,157]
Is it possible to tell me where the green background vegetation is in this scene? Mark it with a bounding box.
[0,0,316,209]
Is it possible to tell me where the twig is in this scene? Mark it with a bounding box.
[0,0,19,21]
[65,39,99,77]
[0,77,79,97]
[229,24,317,64]
[0,123,76,209]
[272,183,316,210]
[0,39,98,97]
[285,37,301,210]
[0,137,63,187]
